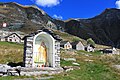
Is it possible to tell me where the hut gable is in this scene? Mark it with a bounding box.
[71,41,84,50]
[101,47,119,54]
[85,44,95,52]
[4,33,22,43]
[60,41,72,50]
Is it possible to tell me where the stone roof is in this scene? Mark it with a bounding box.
[22,28,62,41]
[4,33,22,39]
[71,41,84,46]
[71,41,79,46]
[60,41,70,46]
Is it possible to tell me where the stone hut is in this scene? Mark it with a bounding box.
[60,41,72,50]
[23,29,61,68]
[71,41,84,50]
[85,44,95,52]
[101,47,119,54]
[4,33,22,43]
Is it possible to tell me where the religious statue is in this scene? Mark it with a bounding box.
[34,42,47,67]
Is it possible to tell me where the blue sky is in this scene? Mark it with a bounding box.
[0,0,119,20]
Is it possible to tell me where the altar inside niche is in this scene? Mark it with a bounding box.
[23,31,61,68]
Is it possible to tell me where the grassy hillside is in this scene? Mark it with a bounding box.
[53,30,87,44]
[0,41,23,63]
[53,30,111,49]
[1,48,120,80]
[50,50,120,80]
[0,35,120,80]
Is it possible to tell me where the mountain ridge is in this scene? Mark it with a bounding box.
[64,8,120,47]
[0,2,120,48]
[0,2,64,32]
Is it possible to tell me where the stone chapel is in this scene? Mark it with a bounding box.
[23,29,61,68]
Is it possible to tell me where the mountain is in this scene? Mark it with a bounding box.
[64,8,120,48]
[0,2,64,33]
[0,2,120,48]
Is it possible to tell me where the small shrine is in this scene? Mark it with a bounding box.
[23,29,61,68]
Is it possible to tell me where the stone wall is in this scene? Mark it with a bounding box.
[24,36,34,67]
[55,41,60,67]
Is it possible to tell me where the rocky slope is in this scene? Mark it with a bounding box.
[0,2,64,33]
[0,2,120,48]
[64,8,120,48]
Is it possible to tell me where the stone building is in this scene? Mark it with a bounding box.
[4,33,22,43]
[46,21,56,29]
[71,41,84,50]
[23,29,61,68]
[60,41,72,50]
[85,44,95,52]
[101,47,119,54]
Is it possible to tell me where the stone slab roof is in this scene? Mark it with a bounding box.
[22,28,62,41]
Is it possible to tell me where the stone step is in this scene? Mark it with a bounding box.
[20,67,63,76]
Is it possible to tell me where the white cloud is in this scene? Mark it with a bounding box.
[116,0,120,9]
[53,14,63,20]
[32,0,62,7]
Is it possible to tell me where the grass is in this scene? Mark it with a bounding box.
[50,63,119,80]
[60,59,75,67]
[0,41,23,48]
[0,76,34,80]
[0,41,23,63]
[49,50,120,80]
[0,42,120,80]
[53,30,87,44]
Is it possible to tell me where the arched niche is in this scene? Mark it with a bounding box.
[33,32,55,67]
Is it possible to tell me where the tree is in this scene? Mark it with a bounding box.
[87,38,95,46]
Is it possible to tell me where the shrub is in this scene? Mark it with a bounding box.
[87,38,95,46]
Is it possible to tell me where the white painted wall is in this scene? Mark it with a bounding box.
[76,42,84,50]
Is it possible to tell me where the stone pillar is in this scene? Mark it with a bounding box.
[55,41,60,67]
[24,36,34,67]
